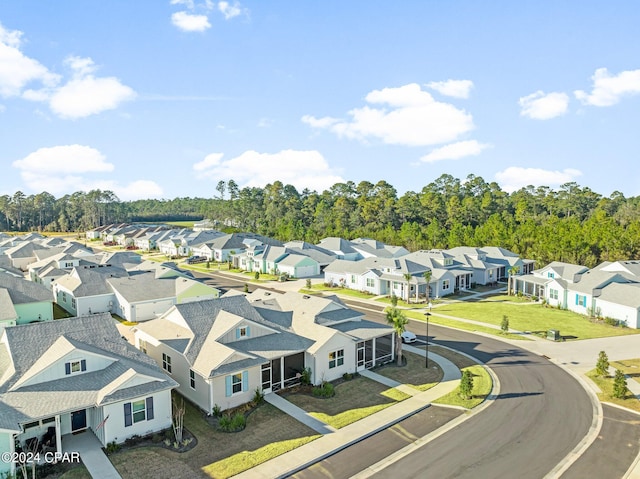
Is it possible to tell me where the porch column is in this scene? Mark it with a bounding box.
[55,415,62,454]
[280,356,285,389]
[373,338,378,366]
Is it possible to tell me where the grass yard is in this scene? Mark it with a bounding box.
[374,351,443,391]
[611,359,640,385]
[53,303,73,320]
[376,296,435,309]
[403,310,530,341]
[305,284,376,299]
[433,365,492,409]
[110,399,319,479]
[428,297,640,340]
[480,294,535,303]
[58,466,92,478]
[284,376,410,429]
[586,369,640,413]
[163,221,196,228]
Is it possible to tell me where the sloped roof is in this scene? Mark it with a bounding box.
[55,265,128,296]
[0,313,177,428]
[0,273,52,303]
[597,283,640,308]
[0,289,18,322]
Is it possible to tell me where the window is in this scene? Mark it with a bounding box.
[489,270,493,278]
[549,289,558,300]
[350,275,356,284]
[236,326,250,339]
[62,292,67,302]
[366,278,375,288]
[124,397,154,427]
[576,294,587,307]
[162,353,172,373]
[547,272,555,278]
[329,349,344,369]
[71,298,76,309]
[139,340,147,354]
[65,359,86,375]
[132,400,146,423]
[225,371,248,396]
[442,280,450,290]
[190,369,196,389]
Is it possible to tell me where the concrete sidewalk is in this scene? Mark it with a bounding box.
[235,350,464,479]
[62,430,122,479]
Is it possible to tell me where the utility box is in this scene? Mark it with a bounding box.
[547,329,560,341]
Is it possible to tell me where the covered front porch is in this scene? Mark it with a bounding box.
[261,351,306,393]
[328,321,395,371]
[513,275,548,297]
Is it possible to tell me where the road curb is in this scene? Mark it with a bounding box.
[541,358,603,479]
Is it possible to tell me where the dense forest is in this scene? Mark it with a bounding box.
[2,174,640,268]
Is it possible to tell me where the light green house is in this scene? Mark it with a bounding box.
[0,275,54,327]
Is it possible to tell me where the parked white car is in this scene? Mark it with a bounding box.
[401,331,417,343]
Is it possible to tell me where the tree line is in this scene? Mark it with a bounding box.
[2,174,640,268]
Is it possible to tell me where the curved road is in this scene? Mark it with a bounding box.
[340,304,594,479]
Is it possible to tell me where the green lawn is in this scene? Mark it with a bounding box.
[428,297,640,340]
[376,296,434,309]
[53,303,73,320]
[586,369,640,413]
[403,310,531,341]
[305,284,376,299]
[374,351,443,391]
[285,376,410,429]
[611,359,640,385]
[164,221,196,228]
[433,365,492,409]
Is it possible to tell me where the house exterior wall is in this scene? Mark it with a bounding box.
[131,298,176,322]
[312,334,355,384]
[324,271,346,287]
[77,294,115,316]
[211,366,261,412]
[218,323,275,344]
[594,300,640,329]
[15,301,53,325]
[0,430,15,475]
[102,389,173,445]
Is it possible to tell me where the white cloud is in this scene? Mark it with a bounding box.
[218,1,245,19]
[12,144,162,199]
[519,91,569,120]
[495,167,582,192]
[0,104,5,113]
[420,140,490,163]
[0,22,60,97]
[193,149,344,191]
[193,152,223,171]
[170,0,195,8]
[23,56,135,119]
[13,145,114,173]
[303,83,474,147]
[171,11,211,31]
[257,117,273,128]
[575,67,640,107]
[426,79,474,99]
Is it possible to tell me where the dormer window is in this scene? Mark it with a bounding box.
[236,326,250,339]
[65,359,87,375]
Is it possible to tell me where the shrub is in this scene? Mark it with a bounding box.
[342,372,354,381]
[312,382,335,398]
[613,369,629,399]
[212,404,222,417]
[105,441,121,454]
[243,283,249,293]
[151,433,163,444]
[532,295,538,302]
[604,317,618,326]
[390,294,398,307]
[459,370,474,400]
[254,271,260,280]
[300,367,312,385]
[596,351,609,376]
[218,413,246,432]
[306,278,312,289]
[252,387,264,405]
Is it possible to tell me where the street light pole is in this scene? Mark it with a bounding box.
[425,312,431,368]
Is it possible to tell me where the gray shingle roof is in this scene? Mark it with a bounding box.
[0,273,52,303]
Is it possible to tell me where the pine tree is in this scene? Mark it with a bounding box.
[596,351,609,377]
[613,369,628,399]
[460,370,474,400]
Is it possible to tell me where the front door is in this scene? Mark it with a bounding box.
[71,409,86,432]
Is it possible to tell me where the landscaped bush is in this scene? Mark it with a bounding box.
[105,441,121,454]
[300,367,312,385]
[218,412,246,432]
[342,372,354,381]
[252,387,265,406]
[212,404,222,417]
[312,382,335,398]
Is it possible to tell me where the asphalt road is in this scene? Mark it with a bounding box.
[338,302,594,479]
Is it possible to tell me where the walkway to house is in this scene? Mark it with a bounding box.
[61,430,122,479]
[265,393,336,434]
[235,349,471,479]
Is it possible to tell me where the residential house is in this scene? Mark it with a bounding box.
[0,314,177,476]
[350,238,409,259]
[316,237,362,261]
[283,241,337,271]
[445,247,505,286]
[133,291,395,414]
[0,274,54,328]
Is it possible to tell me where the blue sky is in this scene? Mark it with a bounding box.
[1,1,640,200]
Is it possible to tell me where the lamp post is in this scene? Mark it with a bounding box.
[425,312,431,368]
